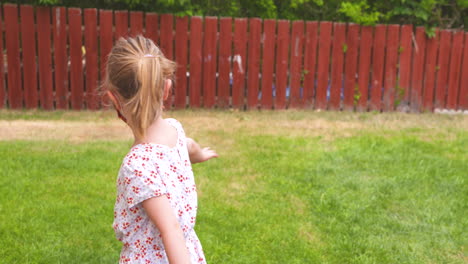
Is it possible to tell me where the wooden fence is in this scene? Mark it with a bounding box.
[0,3,467,111]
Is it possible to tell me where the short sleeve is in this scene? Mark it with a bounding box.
[120,157,167,208]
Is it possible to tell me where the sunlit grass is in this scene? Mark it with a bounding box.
[0,110,466,263]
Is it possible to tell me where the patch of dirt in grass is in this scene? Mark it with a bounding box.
[227,174,261,196]
[288,194,306,215]
[449,251,468,263]
[298,221,324,247]
[228,182,247,194]
[1,111,466,143]
[220,173,263,209]
[0,120,132,142]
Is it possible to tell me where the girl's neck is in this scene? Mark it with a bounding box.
[131,114,165,147]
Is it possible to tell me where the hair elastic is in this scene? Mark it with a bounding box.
[143,54,155,58]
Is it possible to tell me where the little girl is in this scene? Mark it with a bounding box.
[104,36,217,264]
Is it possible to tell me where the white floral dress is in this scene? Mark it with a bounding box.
[113,118,206,264]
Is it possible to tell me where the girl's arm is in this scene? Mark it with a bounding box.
[142,196,191,264]
[186,138,218,164]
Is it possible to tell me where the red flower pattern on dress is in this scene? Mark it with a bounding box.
[156,152,164,159]
[170,165,177,172]
[124,177,131,185]
[155,252,163,259]
[120,256,131,263]
[113,119,206,264]
[145,145,153,152]
[134,239,142,248]
[177,175,185,182]
[145,236,153,244]
[129,207,139,214]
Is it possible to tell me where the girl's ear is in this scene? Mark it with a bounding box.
[107,91,121,111]
[163,79,172,101]
[107,91,128,123]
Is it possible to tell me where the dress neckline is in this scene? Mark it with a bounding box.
[131,118,179,151]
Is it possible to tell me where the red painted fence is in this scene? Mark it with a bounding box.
[1,4,467,112]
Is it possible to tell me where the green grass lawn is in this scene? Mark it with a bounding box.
[0,110,467,263]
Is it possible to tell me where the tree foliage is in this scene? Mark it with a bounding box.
[3,0,467,30]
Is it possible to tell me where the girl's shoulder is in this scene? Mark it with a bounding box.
[165,118,182,129]
[165,118,186,136]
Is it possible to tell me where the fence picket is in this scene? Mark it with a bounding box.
[316,21,332,110]
[330,22,345,111]
[174,16,188,109]
[160,14,174,109]
[130,11,144,36]
[446,31,464,110]
[189,17,202,108]
[398,25,413,110]
[343,24,359,111]
[68,8,84,110]
[99,10,113,107]
[422,30,439,112]
[357,26,373,111]
[246,18,261,109]
[115,11,129,40]
[459,33,468,110]
[410,27,426,112]
[20,5,38,109]
[203,17,217,108]
[160,14,174,59]
[37,7,54,110]
[435,30,451,109]
[145,13,159,44]
[289,20,304,108]
[261,19,276,109]
[370,25,386,111]
[275,20,290,109]
[217,17,232,109]
[382,24,400,112]
[0,9,5,108]
[303,21,318,107]
[53,7,68,109]
[4,4,22,109]
[232,18,247,109]
[84,8,99,110]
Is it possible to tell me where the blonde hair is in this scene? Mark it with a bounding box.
[104,35,176,139]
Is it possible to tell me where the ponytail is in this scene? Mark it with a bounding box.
[104,35,176,140]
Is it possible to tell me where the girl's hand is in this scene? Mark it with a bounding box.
[186,138,218,164]
[199,147,218,162]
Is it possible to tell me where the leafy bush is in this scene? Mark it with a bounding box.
[2,0,467,29]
